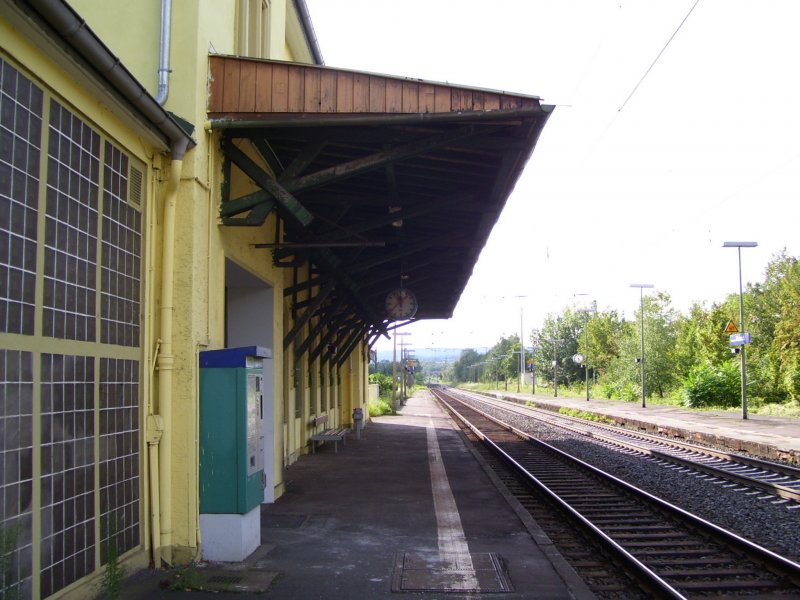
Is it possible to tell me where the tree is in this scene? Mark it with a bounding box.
[607,292,679,400]
[371,360,394,376]
[674,301,731,379]
[582,309,626,377]
[531,309,582,388]
[486,335,520,388]
[749,252,800,403]
[451,348,483,383]
[640,292,680,398]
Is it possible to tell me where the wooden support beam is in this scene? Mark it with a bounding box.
[345,240,439,274]
[284,275,327,297]
[286,125,485,194]
[283,279,336,350]
[252,138,284,177]
[336,326,369,367]
[315,193,472,245]
[279,139,326,181]
[223,140,314,226]
[308,313,359,364]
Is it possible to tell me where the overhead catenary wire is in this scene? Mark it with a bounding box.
[618,0,701,113]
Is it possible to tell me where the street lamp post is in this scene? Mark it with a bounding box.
[546,338,564,397]
[577,299,597,401]
[630,284,654,408]
[723,241,757,420]
[530,345,538,394]
[392,332,411,408]
[519,307,524,392]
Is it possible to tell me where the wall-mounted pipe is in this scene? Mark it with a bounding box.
[155,0,171,105]
[156,157,183,564]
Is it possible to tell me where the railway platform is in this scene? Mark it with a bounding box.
[481,388,800,463]
[118,391,591,600]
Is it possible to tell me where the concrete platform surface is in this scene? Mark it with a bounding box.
[484,388,800,463]
[117,392,589,599]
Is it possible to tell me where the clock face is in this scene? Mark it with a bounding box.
[385,288,418,320]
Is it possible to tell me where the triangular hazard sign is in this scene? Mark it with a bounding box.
[724,320,738,333]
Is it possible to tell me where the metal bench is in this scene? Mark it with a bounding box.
[309,414,349,453]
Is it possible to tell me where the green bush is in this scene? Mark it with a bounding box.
[682,361,740,408]
[369,373,393,397]
[368,397,394,417]
[599,380,617,400]
[618,381,639,402]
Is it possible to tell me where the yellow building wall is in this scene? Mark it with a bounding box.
[0,17,171,598]
[4,0,371,584]
[68,0,162,94]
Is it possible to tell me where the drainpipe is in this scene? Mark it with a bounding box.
[156,155,183,565]
[156,0,172,105]
[146,412,164,566]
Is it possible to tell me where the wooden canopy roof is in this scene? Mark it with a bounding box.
[208,55,553,356]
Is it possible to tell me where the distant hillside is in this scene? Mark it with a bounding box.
[376,347,487,363]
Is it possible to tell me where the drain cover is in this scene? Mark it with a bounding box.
[206,575,244,585]
[199,569,279,593]
[391,552,512,593]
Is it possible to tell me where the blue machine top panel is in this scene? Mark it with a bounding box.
[199,346,272,368]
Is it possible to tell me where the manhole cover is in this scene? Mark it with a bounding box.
[391,552,513,593]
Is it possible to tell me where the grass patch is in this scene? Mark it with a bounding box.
[161,562,203,592]
[559,407,616,425]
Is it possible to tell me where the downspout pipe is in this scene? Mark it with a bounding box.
[157,157,183,564]
[156,0,171,105]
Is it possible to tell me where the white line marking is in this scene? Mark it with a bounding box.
[427,419,478,590]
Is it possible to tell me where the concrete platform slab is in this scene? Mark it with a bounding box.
[119,391,589,600]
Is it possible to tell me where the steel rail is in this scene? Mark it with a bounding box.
[434,391,688,599]
[431,387,800,596]
[454,389,800,504]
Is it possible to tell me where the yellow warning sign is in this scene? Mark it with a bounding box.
[724,320,738,334]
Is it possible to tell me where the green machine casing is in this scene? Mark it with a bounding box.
[199,346,266,514]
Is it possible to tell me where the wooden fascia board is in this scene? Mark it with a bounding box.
[208,55,545,120]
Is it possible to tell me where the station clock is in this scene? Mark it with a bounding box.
[384,288,418,320]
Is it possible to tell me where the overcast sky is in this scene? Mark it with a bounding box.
[304,0,800,354]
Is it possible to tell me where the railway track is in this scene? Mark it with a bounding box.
[430,387,800,598]
[452,388,800,507]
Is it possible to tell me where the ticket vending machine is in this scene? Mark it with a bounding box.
[199,346,269,561]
